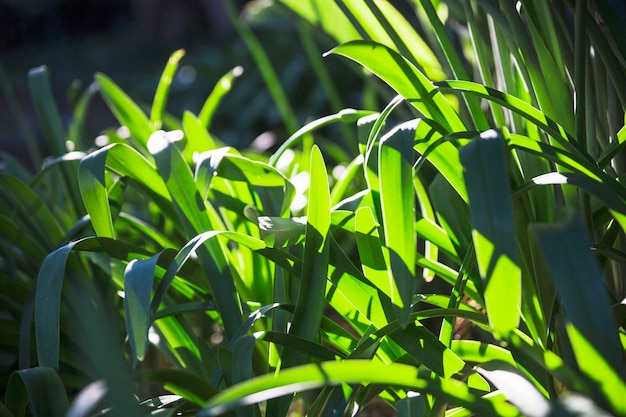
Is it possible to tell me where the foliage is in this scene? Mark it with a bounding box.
[2,0,626,416]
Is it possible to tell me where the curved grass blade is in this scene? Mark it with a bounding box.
[5,367,68,417]
[270,109,375,167]
[435,80,590,160]
[460,130,520,337]
[35,237,151,369]
[199,66,244,130]
[151,49,185,129]
[199,360,518,417]
[327,40,465,133]
[79,143,170,238]
[124,256,160,365]
[476,361,550,417]
[95,72,153,148]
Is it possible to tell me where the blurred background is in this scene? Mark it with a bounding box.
[0,0,366,169]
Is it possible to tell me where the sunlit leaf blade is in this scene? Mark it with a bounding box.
[476,361,550,417]
[199,66,244,130]
[379,121,416,326]
[182,111,220,162]
[151,49,185,129]
[355,206,396,302]
[327,40,465,133]
[95,72,153,147]
[148,130,244,339]
[5,367,69,417]
[279,0,444,80]
[199,360,518,417]
[460,130,520,337]
[269,108,375,167]
[79,143,170,238]
[64,380,107,417]
[531,208,626,410]
[282,145,331,367]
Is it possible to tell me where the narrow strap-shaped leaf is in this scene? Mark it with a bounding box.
[282,145,331,367]
[476,361,550,417]
[327,40,465,133]
[28,66,65,156]
[79,143,170,238]
[530,208,626,408]
[151,49,185,129]
[199,360,518,417]
[460,130,520,337]
[379,121,416,327]
[0,174,64,249]
[355,206,397,303]
[5,367,69,417]
[124,256,159,365]
[435,80,591,162]
[95,72,153,148]
[269,109,375,167]
[148,130,243,339]
[199,66,244,130]
[35,237,151,369]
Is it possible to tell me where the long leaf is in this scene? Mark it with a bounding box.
[378,120,416,326]
[199,360,518,417]
[460,130,521,337]
[531,208,626,410]
[5,367,68,417]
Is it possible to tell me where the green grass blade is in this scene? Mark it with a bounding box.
[355,206,396,303]
[151,49,185,129]
[138,369,216,407]
[282,145,331,367]
[67,81,99,146]
[95,73,153,148]
[224,0,299,134]
[327,40,465,133]
[124,256,159,365]
[199,66,244,130]
[5,367,68,417]
[435,80,590,160]
[476,361,550,417]
[270,109,375,167]
[530,208,626,406]
[379,121,416,326]
[460,130,521,337]
[35,242,76,370]
[199,360,518,417]
[79,143,170,238]
[0,174,64,249]
[182,111,220,162]
[27,66,65,156]
[416,0,490,130]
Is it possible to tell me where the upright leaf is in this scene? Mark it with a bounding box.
[379,121,416,327]
[460,130,521,337]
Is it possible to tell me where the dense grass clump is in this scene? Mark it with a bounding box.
[1,1,625,416]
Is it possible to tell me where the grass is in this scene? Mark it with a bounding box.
[1,1,626,416]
